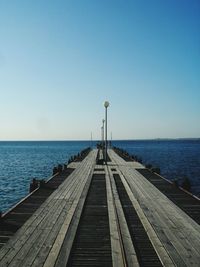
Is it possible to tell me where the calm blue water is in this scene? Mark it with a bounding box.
[0,141,90,212]
[0,140,199,212]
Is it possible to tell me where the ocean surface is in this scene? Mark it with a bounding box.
[0,139,199,212]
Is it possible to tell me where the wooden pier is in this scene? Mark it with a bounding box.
[0,148,200,266]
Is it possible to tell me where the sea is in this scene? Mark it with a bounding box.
[0,139,199,213]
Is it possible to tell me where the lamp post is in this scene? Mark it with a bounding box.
[102,119,105,148]
[104,101,109,164]
[101,126,103,147]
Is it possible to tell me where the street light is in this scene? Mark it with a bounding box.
[104,101,109,164]
[102,119,105,148]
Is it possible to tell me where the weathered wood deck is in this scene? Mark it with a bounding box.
[0,149,200,266]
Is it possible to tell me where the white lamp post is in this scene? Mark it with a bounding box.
[101,126,103,146]
[102,119,105,148]
[104,101,109,164]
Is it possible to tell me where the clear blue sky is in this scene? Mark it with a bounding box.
[0,0,199,140]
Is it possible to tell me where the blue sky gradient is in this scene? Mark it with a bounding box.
[0,0,199,140]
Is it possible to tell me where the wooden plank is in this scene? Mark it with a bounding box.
[105,166,126,267]
[108,166,140,267]
[121,171,199,265]
[13,168,89,267]
[31,150,97,267]
[67,162,81,169]
[123,178,175,266]
[0,150,97,266]
[44,153,96,267]
[108,149,200,266]
[108,149,176,266]
[0,165,84,265]
[8,200,71,267]
[125,168,200,262]
[65,172,112,267]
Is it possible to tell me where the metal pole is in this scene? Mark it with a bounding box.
[102,120,105,147]
[103,101,109,164]
[105,107,107,164]
[101,126,103,147]
[100,125,104,164]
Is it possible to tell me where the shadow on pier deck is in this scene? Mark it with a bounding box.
[0,149,199,266]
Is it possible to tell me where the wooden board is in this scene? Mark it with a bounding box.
[108,149,200,266]
[0,150,97,267]
[107,166,139,267]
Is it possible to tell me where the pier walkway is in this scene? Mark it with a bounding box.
[0,149,200,266]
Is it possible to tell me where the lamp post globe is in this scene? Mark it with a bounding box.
[104,101,109,108]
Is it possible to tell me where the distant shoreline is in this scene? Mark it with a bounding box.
[0,138,199,142]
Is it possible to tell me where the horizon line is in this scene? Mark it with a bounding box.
[0,137,199,142]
